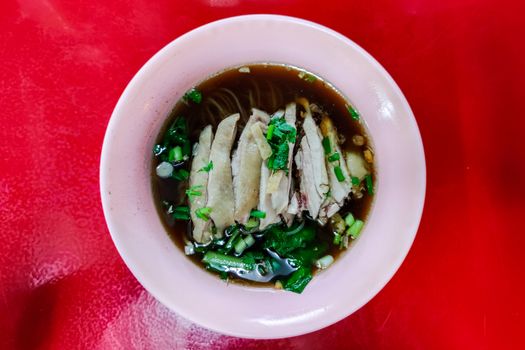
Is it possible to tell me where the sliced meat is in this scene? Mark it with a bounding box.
[318,115,353,223]
[295,137,325,219]
[189,125,214,243]
[294,98,329,220]
[297,98,329,198]
[232,109,270,224]
[320,115,351,206]
[283,189,301,227]
[258,160,282,229]
[270,102,297,215]
[206,114,240,237]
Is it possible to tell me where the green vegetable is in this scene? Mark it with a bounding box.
[286,241,328,267]
[172,169,189,181]
[365,174,374,195]
[283,267,312,294]
[183,88,202,104]
[186,185,203,202]
[269,142,289,171]
[334,166,345,182]
[160,116,191,172]
[172,206,190,220]
[351,176,360,186]
[266,124,275,140]
[265,117,297,172]
[173,146,183,161]
[328,152,340,162]
[224,228,241,253]
[195,207,212,221]
[333,233,341,245]
[168,148,176,162]
[165,117,189,146]
[250,210,266,219]
[244,217,259,230]
[169,147,184,163]
[344,213,355,227]
[315,255,334,269]
[347,220,364,239]
[202,251,255,271]
[234,234,256,255]
[233,237,247,255]
[322,137,331,155]
[346,103,360,120]
[199,161,213,173]
[263,223,316,256]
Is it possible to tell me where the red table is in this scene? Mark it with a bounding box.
[1,1,524,349]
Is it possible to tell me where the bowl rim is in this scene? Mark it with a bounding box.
[100,14,426,338]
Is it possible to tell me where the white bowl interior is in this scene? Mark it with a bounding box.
[100,15,426,339]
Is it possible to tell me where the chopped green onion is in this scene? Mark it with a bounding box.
[244,217,259,230]
[173,146,183,161]
[272,128,284,139]
[365,174,374,195]
[344,213,355,227]
[322,137,331,155]
[333,233,341,245]
[346,103,360,120]
[347,220,364,239]
[172,206,190,220]
[199,160,213,173]
[174,205,189,213]
[328,152,340,162]
[233,237,247,255]
[334,166,345,182]
[185,185,203,201]
[183,88,202,104]
[172,168,189,181]
[195,207,212,221]
[243,234,255,247]
[315,255,334,269]
[351,176,360,186]
[250,210,266,219]
[266,124,275,140]
[224,229,241,252]
[234,234,256,255]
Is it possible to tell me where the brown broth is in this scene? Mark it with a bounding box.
[152,63,374,287]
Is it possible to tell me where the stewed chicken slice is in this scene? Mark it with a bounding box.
[318,115,352,222]
[295,137,325,219]
[232,109,270,223]
[258,160,282,229]
[189,125,214,243]
[294,98,329,219]
[205,114,240,237]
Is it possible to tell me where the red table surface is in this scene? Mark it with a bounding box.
[1,0,524,349]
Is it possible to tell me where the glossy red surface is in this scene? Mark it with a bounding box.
[1,0,524,348]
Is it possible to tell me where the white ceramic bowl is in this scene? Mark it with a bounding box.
[100,15,426,339]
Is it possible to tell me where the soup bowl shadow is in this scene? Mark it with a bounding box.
[100,15,426,339]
